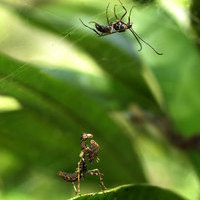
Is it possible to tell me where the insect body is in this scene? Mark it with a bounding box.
[94,23,115,34]
[58,171,78,182]
[80,0,163,55]
[58,133,106,195]
[79,20,116,36]
[113,21,129,32]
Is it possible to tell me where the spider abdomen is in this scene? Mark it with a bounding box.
[95,24,111,33]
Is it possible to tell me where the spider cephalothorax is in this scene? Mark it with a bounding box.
[80,0,162,55]
[112,21,132,32]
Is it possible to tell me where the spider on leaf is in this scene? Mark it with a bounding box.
[80,0,163,55]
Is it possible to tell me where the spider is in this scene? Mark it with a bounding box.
[79,0,163,55]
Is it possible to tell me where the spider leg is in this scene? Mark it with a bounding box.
[106,2,110,25]
[98,31,116,37]
[114,5,118,19]
[98,33,111,37]
[130,28,163,55]
[129,28,142,51]
[87,169,107,190]
[118,0,127,20]
[128,5,135,24]
[89,21,100,25]
[79,18,101,36]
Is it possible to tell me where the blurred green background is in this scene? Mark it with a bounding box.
[0,0,200,199]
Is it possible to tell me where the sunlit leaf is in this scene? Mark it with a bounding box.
[70,184,186,200]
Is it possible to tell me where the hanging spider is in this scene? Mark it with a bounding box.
[79,0,163,55]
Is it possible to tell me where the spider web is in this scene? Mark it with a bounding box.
[0,0,199,98]
[0,0,143,85]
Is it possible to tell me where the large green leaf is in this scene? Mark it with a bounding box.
[70,184,186,200]
[1,0,200,199]
[0,53,146,183]
[5,0,162,112]
[134,4,200,180]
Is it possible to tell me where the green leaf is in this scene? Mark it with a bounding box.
[0,53,146,183]
[135,4,200,135]
[9,1,162,112]
[134,5,200,180]
[69,184,186,200]
[1,1,200,199]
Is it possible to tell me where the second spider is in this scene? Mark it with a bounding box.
[80,0,163,55]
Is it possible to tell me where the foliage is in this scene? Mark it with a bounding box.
[0,0,200,200]
[70,184,186,200]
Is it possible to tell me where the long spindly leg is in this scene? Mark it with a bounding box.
[114,5,118,19]
[79,18,101,36]
[129,28,163,55]
[98,31,116,37]
[128,5,135,24]
[118,0,127,20]
[87,169,107,190]
[72,182,78,194]
[106,2,110,25]
[129,28,142,51]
